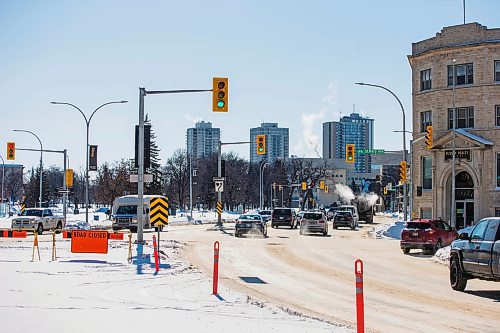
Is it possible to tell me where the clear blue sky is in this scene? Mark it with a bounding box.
[1,0,498,173]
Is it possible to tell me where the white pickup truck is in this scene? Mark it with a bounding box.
[11,208,65,234]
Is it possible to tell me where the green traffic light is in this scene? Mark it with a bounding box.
[217,100,225,108]
[258,147,263,152]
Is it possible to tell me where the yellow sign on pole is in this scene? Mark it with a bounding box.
[150,197,169,227]
[66,169,74,187]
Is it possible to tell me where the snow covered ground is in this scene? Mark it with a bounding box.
[0,213,352,333]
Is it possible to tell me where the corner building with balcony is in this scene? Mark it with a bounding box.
[408,23,500,229]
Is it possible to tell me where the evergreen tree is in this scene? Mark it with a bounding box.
[144,114,163,194]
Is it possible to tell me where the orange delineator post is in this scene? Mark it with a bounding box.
[152,235,159,273]
[355,259,364,333]
[213,241,220,295]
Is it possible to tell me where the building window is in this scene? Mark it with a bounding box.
[420,111,432,133]
[497,153,500,188]
[420,69,432,91]
[448,63,473,86]
[496,208,500,217]
[422,156,432,190]
[496,105,500,127]
[421,208,432,219]
[448,107,474,129]
[495,61,500,82]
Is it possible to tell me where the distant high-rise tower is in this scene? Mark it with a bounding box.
[186,121,221,158]
[323,112,374,173]
[250,123,289,164]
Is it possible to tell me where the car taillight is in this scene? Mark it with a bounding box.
[319,220,325,224]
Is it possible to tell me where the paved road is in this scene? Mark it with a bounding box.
[168,216,500,333]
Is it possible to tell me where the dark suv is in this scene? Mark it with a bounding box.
[271,208,297,229]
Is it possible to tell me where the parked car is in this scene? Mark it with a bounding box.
[235,214,267,238]
[400,219,458,255]
[271,208,297,229]
[338,205,359,226]
[332,210,356,230]
[300,211,328,236]
[258,210,272,221]
[449,217,500,291]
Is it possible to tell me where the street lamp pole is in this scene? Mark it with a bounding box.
[0,155,4,213]
[13,129,43,208]
[51,100,128,223]
[451,59,457,228]
[355,82,408,221]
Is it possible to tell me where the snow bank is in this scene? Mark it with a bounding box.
[367,218,404,240]
[432,246,451,265]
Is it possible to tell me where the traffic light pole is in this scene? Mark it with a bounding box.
[15,148,68,222]
[217,141,250,227]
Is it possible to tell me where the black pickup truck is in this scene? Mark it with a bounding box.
[449,217,500,291]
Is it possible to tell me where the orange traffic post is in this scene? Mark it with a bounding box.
[355,259,364,333]
[32,231,40,261]
[128,232,133,263]
[52,231,57,261]
[213,241,220,295]
[152,235,159,274]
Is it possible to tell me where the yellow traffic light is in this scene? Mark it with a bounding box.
[399,161,407,183]
[212,77,228,112]
[346,144,355,163]
[256,134,266,155]
[301,182,307,191]
[425,125,433,149]
[383,186,387,195]
[319,180,325,189]
[7,142,15,160]
[66,169,74,187]
[324,185,329,193]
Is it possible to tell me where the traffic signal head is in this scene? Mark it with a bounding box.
[7,142,15,160]
[399,161,407,183]
[425,125,433,149]
[345,144,355,163]
[301,182,307,191]
[213,77,228,112]
[256,134,266,155]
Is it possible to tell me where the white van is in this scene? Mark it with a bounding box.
[112,195,167,232]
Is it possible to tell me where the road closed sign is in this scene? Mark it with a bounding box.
[71,230,109,254]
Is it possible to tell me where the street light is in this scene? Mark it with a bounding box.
[13,129,43,208]
[51,100,128,223]
[355,82,408,221]
[0,155,4,214]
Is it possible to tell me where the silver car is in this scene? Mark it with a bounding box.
[300,211,328,236]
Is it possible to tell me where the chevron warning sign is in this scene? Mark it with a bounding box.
[216,201,222,217]
[150,197,169,227]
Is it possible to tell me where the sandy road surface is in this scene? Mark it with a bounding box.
[170,215,500,333]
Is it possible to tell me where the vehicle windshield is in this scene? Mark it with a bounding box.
[116,205,138,215]
[273,209,291,216]
[239,215,261,222]
[23,209,43,217]
[336,211,352,217]
[303,213,322,220]
[259,211,271,215]
[406,222,431,230]
[341,207,355,214]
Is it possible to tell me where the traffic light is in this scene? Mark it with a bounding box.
[221,159,226,178]
[256,134,266,155]
[7,142,15,160]
[324,185,329,193]
[346,144,355,163]
[425,125,433,149]
[301,182,307,191]
[213,77,228,112]
[319,180,325,189]
[383,186,388,195]
[66,169,74,187]
[399,161,407,183]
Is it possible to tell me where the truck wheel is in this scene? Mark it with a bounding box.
[450,257,467,291]
[37,223,44,235]
[402,248,410,254]
[55,221,63,234]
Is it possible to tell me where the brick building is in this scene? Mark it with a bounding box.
[408,23,500,228]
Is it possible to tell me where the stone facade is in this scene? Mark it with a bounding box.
[408,23,500,228]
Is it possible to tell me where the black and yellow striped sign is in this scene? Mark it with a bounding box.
[216,201,222,216]
[150,197,169,227]
[21,203,26,215]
